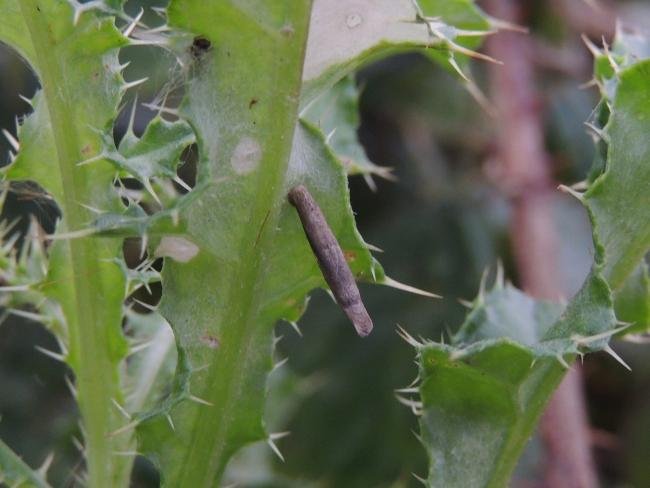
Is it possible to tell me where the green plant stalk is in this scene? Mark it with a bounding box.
[487,363,566,485]
[19,1,130,486]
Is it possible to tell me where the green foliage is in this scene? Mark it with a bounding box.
[302,76,394,188]
[585,32,650,334]
[1,1,134,486]
[402,29,650,487]
[127,1,488,485]
[3,0,425,485]
[0,438,51,488]
[1,0,647,487]
[408,272,617,487]
[615,262,650,334]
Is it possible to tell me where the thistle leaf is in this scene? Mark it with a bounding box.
[585,30,650,333]
[0,1,135,485]
[410,27,650,486]
[588,61,650,290]
[413,273,616,487]
[130,1,489,484]
[104,116,195,194]
[301,76,394,186]
[133,2,318,485]
[302,0,490,103]
[0,438,51,488]
[614,260,650,334]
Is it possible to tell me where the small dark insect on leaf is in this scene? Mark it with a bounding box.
[190,36,212,59]
[288,185,373,337]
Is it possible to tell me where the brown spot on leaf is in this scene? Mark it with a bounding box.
[280,24,295,37]
[200,334,220,349]
[344,250,357,262]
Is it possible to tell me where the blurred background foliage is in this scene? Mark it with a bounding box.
[1,0,649,487]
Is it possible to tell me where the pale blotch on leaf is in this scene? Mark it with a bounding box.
[155,236,199,263]
[230,137,262,175]
[303,0,429,83]
[280,23,295,37]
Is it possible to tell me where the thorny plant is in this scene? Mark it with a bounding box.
[0,1,648,487]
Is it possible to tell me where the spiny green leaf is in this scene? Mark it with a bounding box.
[454,283,563,345]
[614,260,650,334]
[130,1,470,483]
[419,0,488,27]
[412,273,617,487]
[418,0,492,69]
[123,310,177,414]
[222,370,319,487]
[301,76,394,188]
[0,438,51,488]
[302,0,490,103]
[134,2,317,485]
[587,59,650,289]
[412,28,650,486]
[0,1,493,485]
[101,115,195,198]
[417,341,564,488]
[0,1,136,485]
[582,32,650,335]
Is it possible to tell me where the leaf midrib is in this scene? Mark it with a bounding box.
[168,2,315,485]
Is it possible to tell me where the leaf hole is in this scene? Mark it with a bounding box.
[122,238,163,313]
[0,42,39,168]
[176,143,198,192]
[1,181,60,252]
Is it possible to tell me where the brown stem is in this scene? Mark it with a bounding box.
[484,0,598,486]
[540,367,598,488]
[550,0,616,40]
